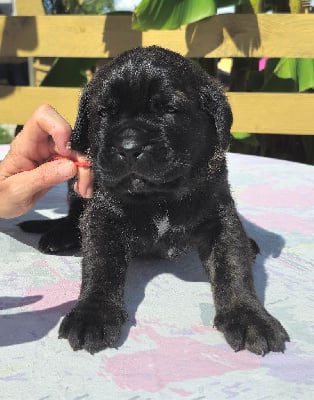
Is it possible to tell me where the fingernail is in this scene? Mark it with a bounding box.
[73,181,79,193]
[85,185,93,198]
[57,160,75,177]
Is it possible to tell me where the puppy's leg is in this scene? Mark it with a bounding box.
[59,204,130,354]
[19,181,84,253]
[199,203,289,355]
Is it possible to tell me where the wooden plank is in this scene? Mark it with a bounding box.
[0,86,313,134]
[0,86,81,126]
[228,92,314,134]
[15,0,45,15]
[144,14,314,59]
[1,14,314,58]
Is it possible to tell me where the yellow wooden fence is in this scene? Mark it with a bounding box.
[0,3,313,134]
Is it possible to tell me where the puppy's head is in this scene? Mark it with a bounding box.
[71,46,232,196]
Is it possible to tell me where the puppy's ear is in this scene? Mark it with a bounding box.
[199,79,233,150]
[70,86,90,152]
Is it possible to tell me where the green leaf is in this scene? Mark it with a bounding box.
[132,0,217,31]
[231,132,259,147]
[273,58,314,92]
[231,132,252,139]
[61,0,114,14]
[79,0,115,14]
[41,58,99,87]
[261,58,296,92]
[0,126,13,144]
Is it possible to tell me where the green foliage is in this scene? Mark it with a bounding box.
[133,0,217,31]
[273,58,314,92]
[132,0,265,31]
[41,58,99,87]
[61,0,114,14]
[258,58,314,93]
[232,132,253,140]
[0,127,13,144]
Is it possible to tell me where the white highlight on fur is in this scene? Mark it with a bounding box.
[154,214,170,238]
[167,248,176,258]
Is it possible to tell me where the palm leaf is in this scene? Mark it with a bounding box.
[132,0,217,31]
[273,58,314,92]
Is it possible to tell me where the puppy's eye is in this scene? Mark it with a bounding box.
[150,98,177,114]
[165,105,178,114]
[98,103,117,117]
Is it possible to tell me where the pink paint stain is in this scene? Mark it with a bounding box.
[246,211,313,235]
[238,184,313,209]
[24,266,80,311]
[99,324,260,393]
[32,260,49,268]
[170,387,193,397]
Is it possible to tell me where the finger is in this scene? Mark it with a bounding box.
[75,163,93,198]
[8,159,77,198]
[49,154,93,198]
[34,158,77,188]
[0,183,50,219]
[0,159,76,218]
[14,104,73,161]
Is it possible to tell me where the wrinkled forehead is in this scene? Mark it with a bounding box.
[112,64,176,98]
[103,57,187,97]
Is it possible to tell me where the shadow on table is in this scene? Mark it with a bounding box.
[0,183,80,255]
[0,297,76,347]
[119,216,285,345]
[241,216,285,304]
[0,216,285,348]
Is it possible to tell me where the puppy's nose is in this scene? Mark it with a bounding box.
[115,138,145,162]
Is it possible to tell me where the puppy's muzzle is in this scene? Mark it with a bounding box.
[112,127,151,165]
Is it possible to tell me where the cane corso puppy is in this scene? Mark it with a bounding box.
[20,46,289,355]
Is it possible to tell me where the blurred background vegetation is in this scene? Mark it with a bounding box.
[1,0,313,164]
[0,126,14,144]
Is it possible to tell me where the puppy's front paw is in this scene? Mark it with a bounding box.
[214,306,289,355]
[58,302,127,354]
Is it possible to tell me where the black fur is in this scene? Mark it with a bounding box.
[20,46,289,355]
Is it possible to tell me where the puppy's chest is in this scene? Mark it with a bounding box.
[150,212,191,259]
[128,203,187,238]
[153,213,186,241]
[126,200,207,257]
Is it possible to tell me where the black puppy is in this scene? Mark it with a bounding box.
[20,46,289,355]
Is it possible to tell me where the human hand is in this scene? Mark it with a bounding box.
[0,104,93,218]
